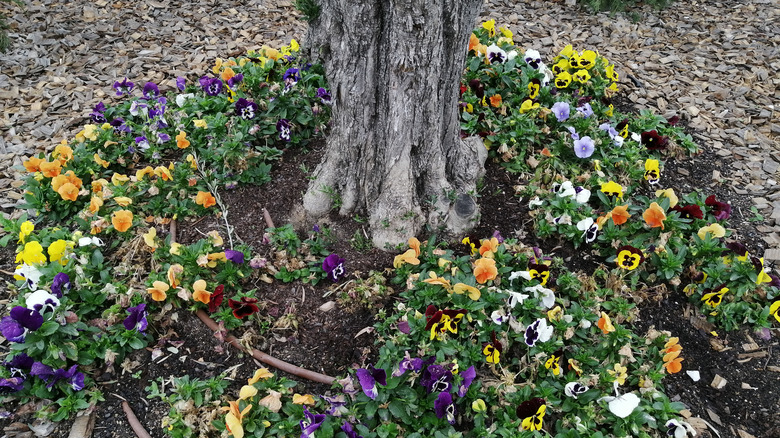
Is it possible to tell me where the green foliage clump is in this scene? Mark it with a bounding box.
[579,0,675,14]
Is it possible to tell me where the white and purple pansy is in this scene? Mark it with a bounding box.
[26,290,60,314]
[277,118,292,142]
[457,365,476,397]
[420,364,453,393]
[564,381,589,399]
[355,365,386,400]
[322,253,346,282]
[235,98,259,120]
[524,49,543,69]
[199,76,223,96]
[14,264,43,290]
[576,217,598,243]
[486,44,508,64]
[316,87,332,105]
[112,77,134,96]
[300,407,326,438]
[524,318,553,347]
[434,391,456,424]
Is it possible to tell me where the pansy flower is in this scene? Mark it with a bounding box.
[600,181,624,199]
[457,365,476,397]
[769,301,780,324]
[671,204,704,220]
[701,284,728,308]
[341,421,362,438]
[555,71,572,88]
[26,290,60,314]
[434,392,456,424]
[666,419,696,438]
[641,130,668,150]
[663,337,684,374]
[520,48,541,68]
[147,281,169,302]
[14,264,43,291]
[486,43,507,64]
[527,78,541,100]
[644,159,661,185]
[31,363,84,391]
[420,364,453,393]
[527,262,550,285]
[519,98,540,113]
[610,205,630,225]
[228,297,260,319]
[208,285,225,313]
[553,181,590,203]
[576,217,598,243]
[113,78,134,96]
[424,305,466,340]
[578,50,597,69]
[524,318,553,347]
[597,311,615,334]
[697,223,726,240]
[545,349,563,376]
[565,381,588,398]
[525,284,556,309]
[224,249,245,264]
[322,253,346,282]
[573,136,595,158]
[474,257,497,284]
[643,202,666,229]
[277,119,292,142]
[516,398,546,431]
[16,241,47,265]
[1,306,44,342]
[316,87,332,105]
[483,332,502,364]
[192,280,211,304]
[111,210,133,232]
[551,101,570,122]
[355,365,386,400]
[235,98,259,120]
[123,303,148,332]
[392,353,424,377]
[573,69,591,83]
[615,245,644,270]
[199,76,223,96]
[576,102,594,118]
[705,195,731,220]
[600,382,640,418]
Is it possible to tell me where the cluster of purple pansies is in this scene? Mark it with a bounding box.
[322,253,346,282]
[0,353,84,394]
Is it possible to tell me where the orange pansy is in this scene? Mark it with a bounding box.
[176,131,190,149]
[39,160,62,178]
[111,209,133,232]
[611,205,631,225]
[479,237,499,257]
[196,191,217,208]
[468,33,480,52]
[57,182,79,201]
[89,196,104,214]
[167,264,183,289]
[489,94,502,108]
[643,202,666,229]
[192,279,211,304]
[597,311,615,334]
[23,156,44,172]
[474,257,497,284]
[408,237,421,257]
[148,280,170,301]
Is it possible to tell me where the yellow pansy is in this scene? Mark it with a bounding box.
[48,239,70,265]
[248,368,274,384]
[114,197,132,207]
[697,223,726,239]
[16,241,47,265]
[18,221,34,243]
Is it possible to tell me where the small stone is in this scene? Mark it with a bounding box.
[687,105,700,116]
[318,301,336,312]
[763,158,779,174]
[686,370,701,382]
[763,248,780,261]
[677,168,690,176]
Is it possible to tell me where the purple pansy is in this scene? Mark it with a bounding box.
[397,320,410,334]
[457,365,476,397]
[4,353,34,379]
[224,249,245,264]
[492,230,504,243]
[434,392,456,424]
[420,364,453,393]
[551,101,570,122]
[341,421,363,438]
[567,126,579,141]
[299,407,326,438]
[598,122,619,138]
[227,73,244,90]
[31,363,84,391]
[199,76,223,96]
[316,87,332,105]
[142,82,159,100]
[157,132,170,143]
[176,76,186,91]
[392,353,424,377]
[277,118,291,142]
[110,117,131,134]
[123,303,148,332]
[573,136,595,158]
[235,98,259,120]
[576,102,594,118]
[113,78,134,96]
[0,306,43,342]
[0,377,24,394]
[356,365,386,400]
[322,253,346,282]
[90,102,107,124]
[322,394,348,416]
[283,68,300,88]
[134,136,150,152]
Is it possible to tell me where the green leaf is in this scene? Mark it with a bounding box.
[39,321,60,336]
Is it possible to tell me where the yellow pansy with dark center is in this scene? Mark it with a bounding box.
[578,50,597,69]
[528,263,550,285]
[600,181,624,199]
[573,69,591,83]
[616,245,644,270]
[527,78,541,100]
[555,72,572,88]
[701,284,728,308]
[544,349,563,375]
[644,159,660,185]
[517,398,546,431]
[483,333,502,364]
[552,59,569,75]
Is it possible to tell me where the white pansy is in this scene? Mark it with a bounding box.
[505,290,530,309]
[78,236,104,247]
[26,290,60,313]
[528,196,543,209]
[525,284,556,309]
[175,93,195,108]
[15,264,43,290]
[599,382,640,418]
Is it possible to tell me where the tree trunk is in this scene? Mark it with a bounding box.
[302,0,485,248]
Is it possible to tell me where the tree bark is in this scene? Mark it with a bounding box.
[302,0,485,248]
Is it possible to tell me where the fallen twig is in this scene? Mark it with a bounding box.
[195,309,336,385]
[169,219,177,244]
[262,207,275,228]
[121,401,152,438]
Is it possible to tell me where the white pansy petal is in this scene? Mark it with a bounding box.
[576,217,595,231]
[575,188,591,204]
[606,393,640,418]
